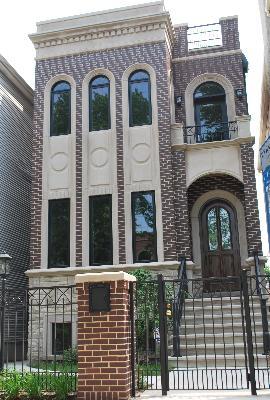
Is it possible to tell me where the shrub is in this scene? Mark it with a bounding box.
[24,373,42,399]
[1,371,23,400]
[63,348,77,365]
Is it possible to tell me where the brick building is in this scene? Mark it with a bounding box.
[27,1,264,353]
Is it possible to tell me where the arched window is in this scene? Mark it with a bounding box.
[89,75,110,131]
[129,70,152,127]
[50,81,71,136]
[194,82,228,142]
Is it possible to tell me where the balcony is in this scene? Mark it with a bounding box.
[171,116,251,148]
[183,121,238,144]
[187,23,222,51]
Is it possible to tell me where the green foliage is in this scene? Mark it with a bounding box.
[0,371,76,399]
[63,348,77,365]
[1,371,23,400]
[264,264,270,279]
[23,374,41,399]
[51,374,74,400]
[129,269,158,353]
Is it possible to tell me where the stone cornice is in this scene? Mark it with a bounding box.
[25,261,180,277]
[29,3,175,59]
[173,49,242,63]
[0,55,33,104]
[172,136,255,152]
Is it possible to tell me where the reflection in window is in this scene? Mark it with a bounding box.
[89,75,110,131]
[129,70,152,127]
[207,208,218,251]
[50,81,71,136]
[89,195,112,265]
[220,207,232,249]
[194,81,228,142]
[132,191,157,263]
[52,322,72,355]
[48,199,70,268]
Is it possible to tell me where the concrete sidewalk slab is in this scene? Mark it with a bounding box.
[139,389,270,399]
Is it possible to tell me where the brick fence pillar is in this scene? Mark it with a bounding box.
[75,271,136,400]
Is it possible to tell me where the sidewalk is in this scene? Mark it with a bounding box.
[139,389,270,399]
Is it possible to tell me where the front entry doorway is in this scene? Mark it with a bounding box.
[200,199,241,289]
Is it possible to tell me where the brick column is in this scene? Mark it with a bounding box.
[75,272,136,400]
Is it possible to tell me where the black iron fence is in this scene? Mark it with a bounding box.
[0,285,77,397]
[134,268,270,395]
[184,121,238,144]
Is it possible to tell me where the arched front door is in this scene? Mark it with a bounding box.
[200,200,241,281]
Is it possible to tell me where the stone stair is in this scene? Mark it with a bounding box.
[168,296,269,368]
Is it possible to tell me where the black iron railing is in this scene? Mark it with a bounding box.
[253,251,270,355]
[184,121,238,144]
[172,257,187,356]
[187,23,222,51]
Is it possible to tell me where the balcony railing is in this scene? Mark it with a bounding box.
[187,23,222,51]
[183,121,238,144]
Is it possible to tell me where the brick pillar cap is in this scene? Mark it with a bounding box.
[75,271,137,284]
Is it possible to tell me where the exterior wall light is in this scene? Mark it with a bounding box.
[235,88,244,99]
[175,95,182,106]
[0,252,12,277]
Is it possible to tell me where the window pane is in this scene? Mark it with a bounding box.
[90,76,110,131]
[51,81,71,136]
[129,71,151,126]
[48,199,70,268]
[132,192,157,262]
[196,102,227,142]
[52,322,72,355]
[207,207,218,251]
[194,82,225,99]
[89,195,112,265]
[220,207,232,249]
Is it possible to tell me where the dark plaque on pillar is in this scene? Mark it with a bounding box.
[89,283,110,312]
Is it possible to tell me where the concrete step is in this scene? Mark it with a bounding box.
[182,304,261,313]
[168,353,269,368]
[177,321,264,335]
[180,313,262,324]
[168,341,264,356]
[173,331,263,345]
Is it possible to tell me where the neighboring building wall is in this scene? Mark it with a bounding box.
[0,56,33,288]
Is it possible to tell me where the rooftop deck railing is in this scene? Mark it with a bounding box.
[187,22,222,51]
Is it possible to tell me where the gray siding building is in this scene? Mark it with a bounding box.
[0,55,33,358]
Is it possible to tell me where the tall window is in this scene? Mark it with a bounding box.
[194,81,228,142]
[89,75,110,131]
[129,70,152,127]
[51,322,72,355]
[48,199,70,268]
[50,81,71,136]
[131,191,157,263]
[89,195,112,265]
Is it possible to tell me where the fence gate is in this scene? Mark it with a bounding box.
[135,268,270,395]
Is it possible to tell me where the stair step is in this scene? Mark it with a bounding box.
[168,353,269,368]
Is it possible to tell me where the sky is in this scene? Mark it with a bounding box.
[1,0,268,254]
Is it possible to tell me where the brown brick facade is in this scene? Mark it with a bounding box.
[30,41,177,268]
[172,150,191,259]
[30,12,263,271]
[76,279,132,400]
[240,142,263,255]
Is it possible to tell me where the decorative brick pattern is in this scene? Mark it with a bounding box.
[172,150,191,259]
[30,41,177,268]
[187,174,245,211]
[240,142,263,255]
[187,174,245,259]
[76,280,132,400]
